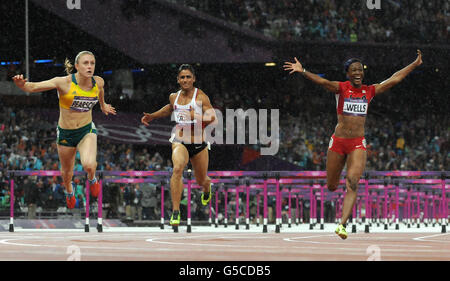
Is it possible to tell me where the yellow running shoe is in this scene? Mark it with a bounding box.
[335,224,348,240]
[170,211,180,226]
[201,184,212,206]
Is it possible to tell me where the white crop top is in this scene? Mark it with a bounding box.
[172,88,202,125]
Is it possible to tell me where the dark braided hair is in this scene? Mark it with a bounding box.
[344,58,362,73]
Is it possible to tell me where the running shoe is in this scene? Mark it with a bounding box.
[335,224,348,240]
[89,178,100,198]
[201,184,212,206]
[170,211,181,226]
[65,183,76,209]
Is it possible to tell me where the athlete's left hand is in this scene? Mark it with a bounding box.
[101,103,117,115]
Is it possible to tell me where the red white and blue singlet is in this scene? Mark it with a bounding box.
[335,81,376,117]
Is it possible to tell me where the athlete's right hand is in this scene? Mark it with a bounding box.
[283,57,304,74]
[141,112,153,126]
[12,74,27,89]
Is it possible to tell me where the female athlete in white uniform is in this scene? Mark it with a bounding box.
[141,64,217,226]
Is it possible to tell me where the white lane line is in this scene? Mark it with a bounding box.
[413,233,450,242]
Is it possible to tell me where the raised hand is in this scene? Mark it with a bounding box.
[12,74,28,89]
[283,57,304,74]
[414,49,423,66]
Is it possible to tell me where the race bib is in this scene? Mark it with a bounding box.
[70,96,98,112]
[343,98,368,117]
[173,109,195,124]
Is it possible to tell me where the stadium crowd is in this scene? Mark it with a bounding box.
[164,0,449,44]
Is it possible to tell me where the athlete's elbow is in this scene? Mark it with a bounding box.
[211,118,219,126]
[205,116,218,126]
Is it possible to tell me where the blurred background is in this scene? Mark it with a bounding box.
[0,0,448,224]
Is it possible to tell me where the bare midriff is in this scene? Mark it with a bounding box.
[58,107,93,129]
[173,125,205,144]
[334,114,366,138]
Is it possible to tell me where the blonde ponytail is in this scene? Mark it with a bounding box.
[64,58,74,75]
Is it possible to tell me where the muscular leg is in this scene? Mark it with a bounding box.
[170,143,189,212]
[77,133,98,181]
[190,147,211,193]
[57,144,77,193]
[326,149,346,192]
[340,149,367,225]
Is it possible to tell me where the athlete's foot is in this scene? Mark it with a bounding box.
[201,183,213,206]
[335,224,348,240]
[65,183,76,209]
[89,177,100,198]
[170,210,181,226]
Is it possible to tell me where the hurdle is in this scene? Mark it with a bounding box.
[6,170,448,234]
[6,170,101,232]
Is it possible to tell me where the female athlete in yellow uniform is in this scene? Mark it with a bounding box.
[13,51,116,208]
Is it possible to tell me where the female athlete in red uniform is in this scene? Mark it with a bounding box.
[284,50,422,239]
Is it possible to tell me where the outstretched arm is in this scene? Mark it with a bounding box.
[284,57,339,93]
[141,104,173,126]
[12,74,64,93]
[374,50,422,95]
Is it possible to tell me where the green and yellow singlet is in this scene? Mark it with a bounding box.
[58,73,99,112]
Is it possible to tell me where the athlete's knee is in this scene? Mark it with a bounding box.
[327,183,339,192]
[346,176,360,192]
[172,165,185,178]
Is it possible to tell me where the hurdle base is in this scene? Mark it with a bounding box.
[309,224,313,230]
[275,225,280,233]
[384,224,388,230]
[97,224,103,233]
[262,225,267,233]
[320,224,324,230]
[9,224,14,232]
[351,224,356,233]
[160,224,164,230]
[173,225,179,233]
[246,224,249,230]
[364,224,370,233]
[187,225,192,233]
[84,224,89,232]
[395,224,399,230]
[441,225,447,233]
